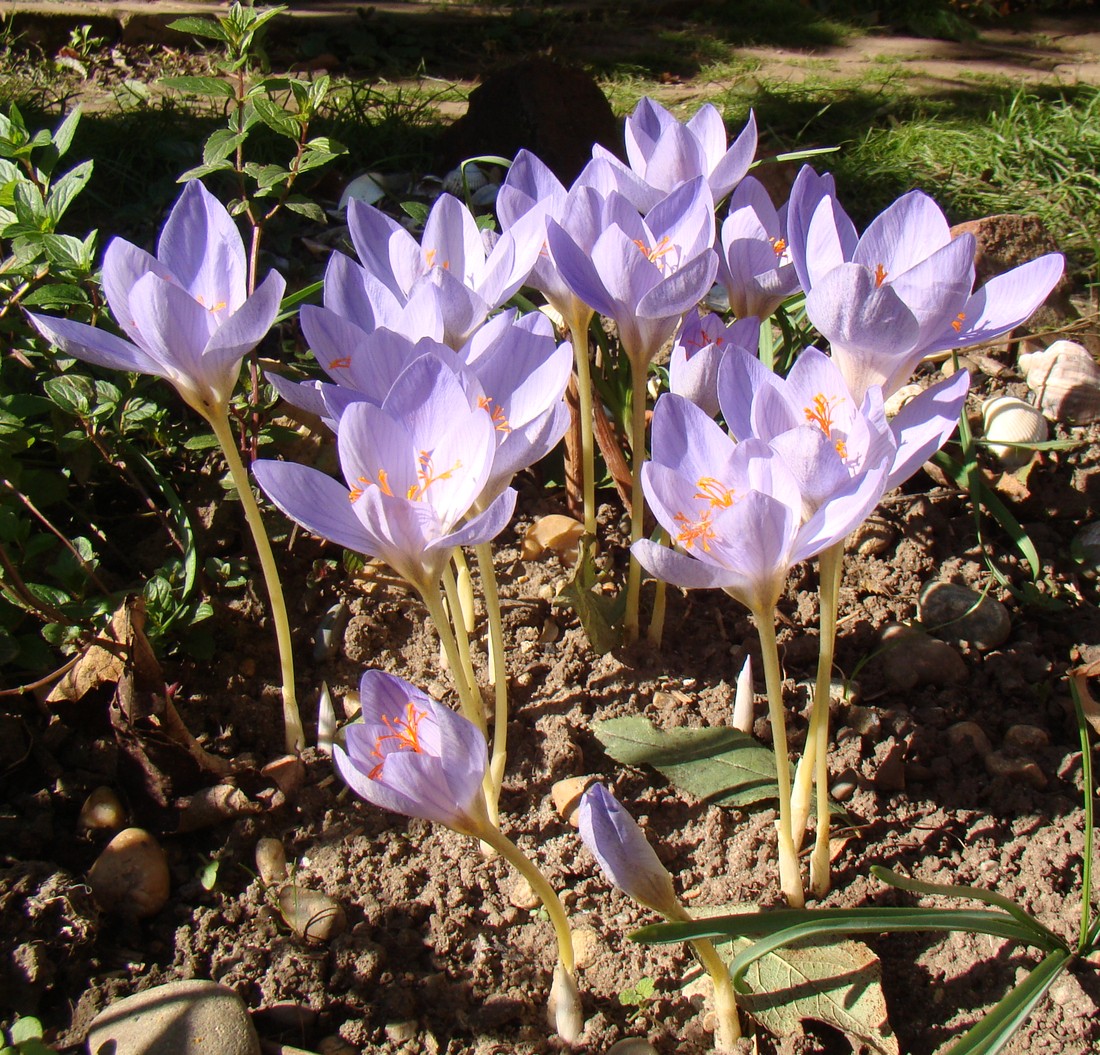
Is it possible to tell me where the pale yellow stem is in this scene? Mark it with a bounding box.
[442,562,480,713]
[565,304,598,537]
[474,541,509,817]
[207,408,302,753]
[623,362,649,644]
[418,582,486,736]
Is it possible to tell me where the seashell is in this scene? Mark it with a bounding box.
[883,383,923,418]
[1018,340,1100,424]
[337,172,386,210]
[981,395,1047,469]
[442,163,488,198]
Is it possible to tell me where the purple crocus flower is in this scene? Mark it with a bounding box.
[718,175,801,320]
[548,176,718,371]
[789,183,1064,399]
[29,180,285,419]
[339,194,544,348]
[254,355,516,595]
[632,394,888,612]
[592,97,757,211]
[669,312,760,418]
[577,783,681,916]
[335,670,489,835]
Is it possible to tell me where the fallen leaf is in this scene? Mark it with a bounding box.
[592,715,778,808]
[522,514,585,562]
[555,542,623,654]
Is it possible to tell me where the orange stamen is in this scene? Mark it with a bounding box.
[950,312,966,333]
[368,700,429,778]
[674,509,717,552]
[406,451,461,501]
[770,236,788,257]
[477,394,512,433]
[694,477,735,507]
[633,234,677,272]
[329,356,352,369]
[874,263,888,288]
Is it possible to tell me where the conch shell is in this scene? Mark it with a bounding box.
[1018,340,1100,424]
[981,394,1047,469]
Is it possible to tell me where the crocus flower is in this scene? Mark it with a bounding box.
[632,394,888,612]
[254,354,516,596]
[789,183,1064,399]
[592,97,757,211]
[548,176,718,372]
[669,312,760,418]
[335,670,489,835]
[717,175,800,320]
[30,180,285,418]
[577,783,681,917]
[339,194,544,348]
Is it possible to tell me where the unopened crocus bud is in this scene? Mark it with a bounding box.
[548,962,584,1045]
[732,655,754,734]
[577,784,681,917]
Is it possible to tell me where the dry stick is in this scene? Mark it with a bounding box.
[753,606,805,908]
[207,408,303,753]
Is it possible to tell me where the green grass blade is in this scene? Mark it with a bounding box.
[870,867,1068,950]
[1069,675,1095,947]
[941,948,1071,1055]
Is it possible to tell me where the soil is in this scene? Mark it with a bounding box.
[4,6,1100,1055]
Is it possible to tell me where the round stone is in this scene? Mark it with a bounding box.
[87,980,260,1055]
[918,581,1011,650]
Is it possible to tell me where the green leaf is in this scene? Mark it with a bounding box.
[554,540,623,654]
[43,374,94,416]
[9,1017,44,1043]
[45,160,94,225]
[250,96,300,140]
[400,200,429,226]
[161,74,234,98]
[51,107,82,161]
[166,17,228,42]
[203,129,247,165]
[592,715,778,808]
[283,199,325,222]
[21,283,89,309]
[942,948,1070,1055]
[177,162,235,182]
[733,937,898,1055]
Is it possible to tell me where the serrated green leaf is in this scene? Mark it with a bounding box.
[183,433,220,451]
[43,374,94,416]
[51,107,82,161]
[21,283,89,308]
[592,715,778,807]
[203,129,247,165]
[177,161,235,182]
[162,74,234,98]
[283,199,325,222]
[165,18,228,42]
[45,160,93,225]
[251,97,300,140]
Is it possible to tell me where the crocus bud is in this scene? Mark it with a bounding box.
[732,655,754,734]
[548,962,584,1044]
[577,784,681,917]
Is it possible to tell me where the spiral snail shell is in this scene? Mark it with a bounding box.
[1018,340,1100,424]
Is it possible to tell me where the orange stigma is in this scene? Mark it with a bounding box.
[694,477,735,507]
[874,263,888,287]
[368,701,429,778]
[477,394,512,433]
[674,509,718,552]
[633,234,677,271]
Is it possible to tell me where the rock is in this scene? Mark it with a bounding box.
[278,885,347,944]
[607,1041,659,1055]
[438,58,621,185]
[86,979,260,1055]
[384,1021,418,1044]
[985,750,1047,789]
[551,775,595,827]
[878,624,968,689]
[918,581,1011,650]
[508,875,540,911]
[78,786,127,833]
[946,721,993,760]
[870,740,907,793]
[255,837,288,887]
[948,213,1079,348]
[830,769,859,802]
[1004,724,1050,752]
[87,827,170,918]
[572,926,600,969]
[1072,522,1100,573]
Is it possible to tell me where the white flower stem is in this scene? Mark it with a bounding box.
[753,605,805,908]
[565,305,597,537]
[419,580,486,737]
[207,408,303,753]
[478,824,575,976]
[623,362,649,644]
[646,527,669,647]
[474,542,509,817]
[442,561,480,710]
[791,540,844,852]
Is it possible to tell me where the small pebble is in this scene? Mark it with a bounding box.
[384,1020,418,1044]
[870,740,907,793]
[78,786,127,832]
[878,624,968,689]
[607,1041,659,1055]
[318,1037,359,1055]
[551,776,595,828]
[1004,724,1050,752]
[984,750,1047,789]
[846,705,882,738]
[508,876,540,911]
[278,884,347,944]
[87,827,170,918]
[87,979,260,1055]
[830,769,859,803]
[255,837,288,887]
[918,581,1011,650]
[946,721,993,759]
[571,926,599,969]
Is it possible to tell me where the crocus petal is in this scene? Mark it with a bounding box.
[707,109,758,202]
[577,783,680,915]
[157,180,247,311]
[853,189,952,278]
[28,312,167,379]
[650,392,738,481]
[632,537,743,591]
[637,249,718,321]
[437,486,517,549]
[886,367,969,489]
[202,269,286,374]
[101,238,172,344]
[253,459,376,554]
[717,346,780,440]
[546,219,619,321]
[793,460,891,563]
[347,198,422,297]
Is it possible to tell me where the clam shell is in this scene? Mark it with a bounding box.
[981,395,1047,468]
[1018,340,1100,424]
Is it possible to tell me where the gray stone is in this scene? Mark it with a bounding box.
[86,979,260,1055]
[878,623,968,689]
[919,581,1012,650]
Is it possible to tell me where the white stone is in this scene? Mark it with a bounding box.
[86,979,260,1055]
